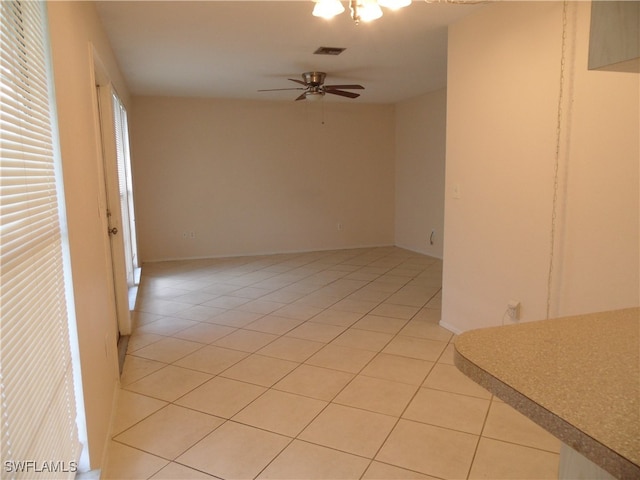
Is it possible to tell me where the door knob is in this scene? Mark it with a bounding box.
[108,227,118,236]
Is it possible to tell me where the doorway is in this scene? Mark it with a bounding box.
[92,48,139,345]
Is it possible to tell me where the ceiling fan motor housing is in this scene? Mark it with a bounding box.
[303,71,327,86]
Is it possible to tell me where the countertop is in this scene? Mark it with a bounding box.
[454,308,639,479]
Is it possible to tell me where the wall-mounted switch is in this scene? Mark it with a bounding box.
[453,184,461,199]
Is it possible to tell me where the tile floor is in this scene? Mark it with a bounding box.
[104,247,560,479]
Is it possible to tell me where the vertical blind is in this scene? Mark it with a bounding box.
[0,1,81,478]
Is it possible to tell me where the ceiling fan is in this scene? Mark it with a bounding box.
[258,72,364,101]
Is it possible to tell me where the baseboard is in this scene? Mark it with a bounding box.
[438,320,464,335]
[393,242,443,260]
[140,243,398,264]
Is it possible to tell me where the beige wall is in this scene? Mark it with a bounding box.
[130,96,396,262]
[395,89,446,258]
[442,1,639,333]
[47,1,130,469]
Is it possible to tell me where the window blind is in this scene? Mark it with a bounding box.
[1,1,81,478]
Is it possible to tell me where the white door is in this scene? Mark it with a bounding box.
[96,83,133,336]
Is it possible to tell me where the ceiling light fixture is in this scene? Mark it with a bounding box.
[312,0,412,24]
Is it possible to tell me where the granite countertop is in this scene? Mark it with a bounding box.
[454,308,639,479]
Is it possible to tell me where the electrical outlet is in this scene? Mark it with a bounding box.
[189,231,196,239]
[507,300,520,321]
[182,232,188,239]
[337,223,343,231]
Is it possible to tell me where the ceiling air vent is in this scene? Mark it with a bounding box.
[314,46,346,56]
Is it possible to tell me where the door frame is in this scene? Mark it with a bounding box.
[91,46,132,336]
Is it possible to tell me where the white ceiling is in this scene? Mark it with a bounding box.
[95,0,483,104]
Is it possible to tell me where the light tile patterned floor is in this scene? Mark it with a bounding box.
[104,247,560,479]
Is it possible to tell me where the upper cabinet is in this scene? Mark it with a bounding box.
[589,1,640,73]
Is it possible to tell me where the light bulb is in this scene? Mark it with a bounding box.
[358,0,383,22]
[377,0,411,10]
[312,0,345,19]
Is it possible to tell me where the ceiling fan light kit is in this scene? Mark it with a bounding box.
[312,0,412,24]
[305,91,325,102]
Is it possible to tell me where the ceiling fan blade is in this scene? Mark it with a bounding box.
[325,84,365,90]
[288,78,307,86]
[294,92,307,101]
[258,87,305,92]
[325,89,360,99]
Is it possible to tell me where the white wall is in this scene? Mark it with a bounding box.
[130,96,396,262]
[442,1,639,333]
[395,89,446,258]
[47,1,130,469]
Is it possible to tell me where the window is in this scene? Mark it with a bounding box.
[112,92,138,288]
[1,1,83,477]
